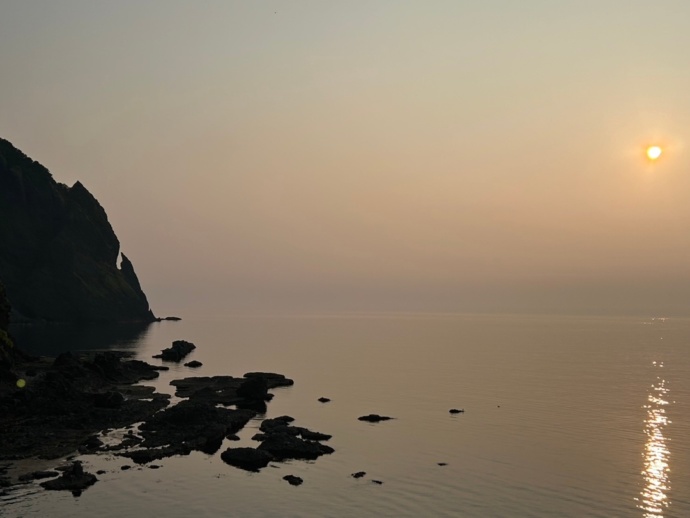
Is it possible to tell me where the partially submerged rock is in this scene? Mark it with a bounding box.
[283,475,303,486]
[184,360,202,368]
[449,408,465,414]
[152,340,196,362]
[358,414,394,423]
[220,447,273,472]
[40,461,97,494]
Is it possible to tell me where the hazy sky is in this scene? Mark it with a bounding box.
[2,1,690,316]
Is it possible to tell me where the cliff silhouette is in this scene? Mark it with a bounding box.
[0,138,154,322]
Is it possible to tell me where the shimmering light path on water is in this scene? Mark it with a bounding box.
[638,361,671,517]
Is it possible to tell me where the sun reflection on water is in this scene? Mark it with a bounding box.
[636,361,671,517]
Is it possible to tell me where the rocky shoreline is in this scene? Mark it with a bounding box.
[0,343,333,495]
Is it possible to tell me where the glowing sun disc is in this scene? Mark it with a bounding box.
[647,146,662,160]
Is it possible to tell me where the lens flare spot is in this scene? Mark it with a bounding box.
[16,378,26,388]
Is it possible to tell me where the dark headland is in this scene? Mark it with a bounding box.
[0,139,332,495]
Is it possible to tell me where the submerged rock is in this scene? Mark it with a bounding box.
[358,414,394,423]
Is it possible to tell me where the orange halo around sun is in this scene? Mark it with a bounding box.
[646,146,663,160]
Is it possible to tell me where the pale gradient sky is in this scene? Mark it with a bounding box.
[2,1,690,316]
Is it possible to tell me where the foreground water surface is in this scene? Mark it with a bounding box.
[5,313,690,517]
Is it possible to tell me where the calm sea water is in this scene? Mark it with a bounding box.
[4,313,690,517]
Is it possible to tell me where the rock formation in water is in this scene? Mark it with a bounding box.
[0,137,154,322]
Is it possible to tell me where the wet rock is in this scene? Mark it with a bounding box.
[243,372,294,389]
[184,360,202,368]
[237,376,268,401]
[358,414,394,423]
[257,432,334,461]
[40,461,97,493]
[226,434,240,441]
[221,447,273,472]
[120,465,131,471]
[371,479,383,485]
[317,397,331,403]
[121,399,256,462]
[152,340,196,362]
[283,475,303,486]
[449,408,464,414]
[437,462,448,466]
[351,471,366,479]
[149,465,161,469]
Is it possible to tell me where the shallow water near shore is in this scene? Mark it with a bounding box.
[5,313,690,517]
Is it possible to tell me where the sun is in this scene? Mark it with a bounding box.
[646,146,663,160]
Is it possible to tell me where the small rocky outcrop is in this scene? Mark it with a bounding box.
[283,475,303,486]
[255,419,334,461]
[220,447,273,472]
[184,360,202,368]
[351,471,366,479]
[318,397,331,403]
[358,414,394,423]
[449,408,465,414]
[153,340,196,362]
[40,461,97,494]
[170,372,294,407]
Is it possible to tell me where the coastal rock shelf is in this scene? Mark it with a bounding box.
[0,342,334,495]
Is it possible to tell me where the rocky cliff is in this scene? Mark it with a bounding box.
[0,138,155,322]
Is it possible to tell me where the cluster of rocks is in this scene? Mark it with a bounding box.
[221,415,333,472]
[0,350,170,461]
[0,338,321,497]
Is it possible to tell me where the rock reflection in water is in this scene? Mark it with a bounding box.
[637,361,671,517]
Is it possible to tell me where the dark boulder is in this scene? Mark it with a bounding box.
[40,461,97,494]
[243,372,294,389]
[318,397,331,403]
[220,447,273,472]
[184,360,202,368]
[153,340,196,362]
[449,408,465,414]
[358,414,394,423]
[237,376,268,401]
[257,433,334,461]
[283,475,303,486]
[351,471,366,479]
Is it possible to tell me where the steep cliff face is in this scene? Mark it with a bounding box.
[0,138,155,322]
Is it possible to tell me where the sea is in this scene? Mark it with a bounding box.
[3,313,690,518]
